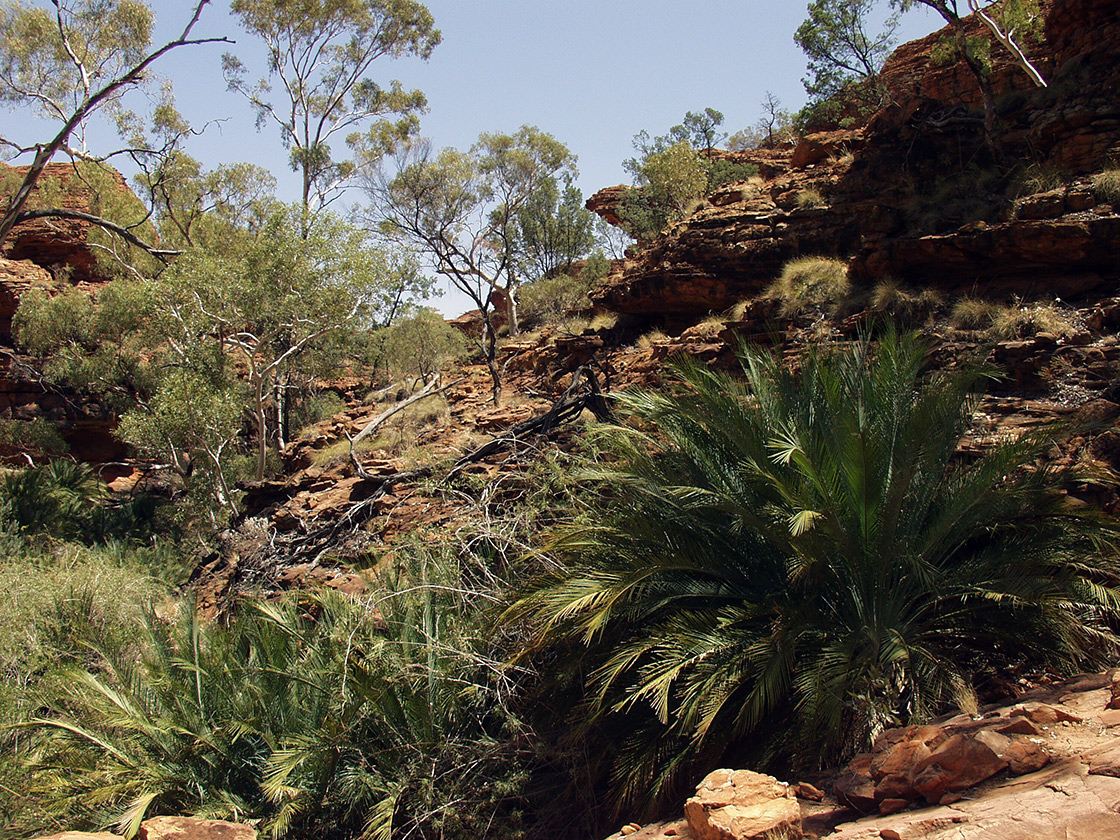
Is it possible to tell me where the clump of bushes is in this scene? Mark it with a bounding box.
[519,273,592,326]
[950,298,1079,339]
[992,302,1080,339]
[378,308,468,382]
[0,460,159,545]
[764,256,850,316]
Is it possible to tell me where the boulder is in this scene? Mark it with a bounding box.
[911,734,1009,804]
[1106,672,1120,710]
[684,769,801,840]
[973,729,1051,776]
[138,817,256,840]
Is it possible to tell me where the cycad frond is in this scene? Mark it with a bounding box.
[512,328,1120,813]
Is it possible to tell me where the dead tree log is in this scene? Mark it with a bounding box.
[447,365,613,482]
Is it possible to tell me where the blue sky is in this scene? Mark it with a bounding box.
[5,0,944,312]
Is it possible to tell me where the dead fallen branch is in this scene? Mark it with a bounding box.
[446,365,613,483]
[347,374,465,480]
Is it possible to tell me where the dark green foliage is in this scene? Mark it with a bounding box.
[512,178,597,282]
[618,109,756,242]
[795,0,897,126]
[705,158,759,192]
[616,186,671,243]
[15,555,539,840]
[511,331,1120,815]
[0,417,69,461]
[0,460,158,543]
[518,273,593,327]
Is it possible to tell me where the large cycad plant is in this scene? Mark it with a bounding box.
[513,330,1120,812]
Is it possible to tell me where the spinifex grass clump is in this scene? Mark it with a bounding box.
[765,255,850,316]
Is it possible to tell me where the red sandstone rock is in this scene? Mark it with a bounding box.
[1009,702,1083,726]
[911,734,1008,804]
[138,817,255,840]
[684,769,802,840]
[1106,672,1120,710]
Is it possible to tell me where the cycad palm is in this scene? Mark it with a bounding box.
[513,330,1120,813]
[19,552,508,840]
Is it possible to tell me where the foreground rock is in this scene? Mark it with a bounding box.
[685,770,802,840]
[138,817,256,840]
[30,817,256,840]
[606,671,1120,840]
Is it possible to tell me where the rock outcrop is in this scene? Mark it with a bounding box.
[605,671,1120,840]
[0,163,143,464]
[684,770,802,840]
[588,0,1120,322]
[29,817,257,840]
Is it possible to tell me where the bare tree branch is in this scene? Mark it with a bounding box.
[0,0,232,247]
[13,208,181,260]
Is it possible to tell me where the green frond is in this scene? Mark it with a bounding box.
[512,328,1120,810]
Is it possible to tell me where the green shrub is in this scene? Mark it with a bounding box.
[0,541,165,836]
[380,308,468,381]
[765,256,850,316]
[1090,169,1120,205]
[0,418,69,460]
[15,552,536,840]
[0,460,160,544]
[518,273,593,327]
[291,391,347,433]
[706,158,759,191]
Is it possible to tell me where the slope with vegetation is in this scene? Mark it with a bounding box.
[4,1,1120,840]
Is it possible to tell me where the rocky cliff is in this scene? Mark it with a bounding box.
[588,0,1120,323]
[0,162,133,463]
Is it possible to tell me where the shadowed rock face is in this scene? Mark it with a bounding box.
[0,163,141,464]
[587,0,1120,321]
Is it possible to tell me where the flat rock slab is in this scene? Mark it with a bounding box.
[827,762,1120,839]
[138,818,256,840]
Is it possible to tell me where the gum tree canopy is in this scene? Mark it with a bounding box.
[224,0,441,217]
[0,0,228,251]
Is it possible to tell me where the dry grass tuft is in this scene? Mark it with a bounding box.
[950,297,1080,339]
[589,313,618,332]
[795,188,826,209]
[871,280,943,322]
[1091,169,1120,205]
[950,297,1001,331]
[992,302,1079,339]
[765,256,850,316]
[636,329,670,348]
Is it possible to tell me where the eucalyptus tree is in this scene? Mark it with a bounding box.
[365,126,578,403]
[511,176,597,283]
[223,0,441,221]
[15,206,420,518]
[510,330,1120,814]
[795,0,899,115]
[0,0,226,250]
